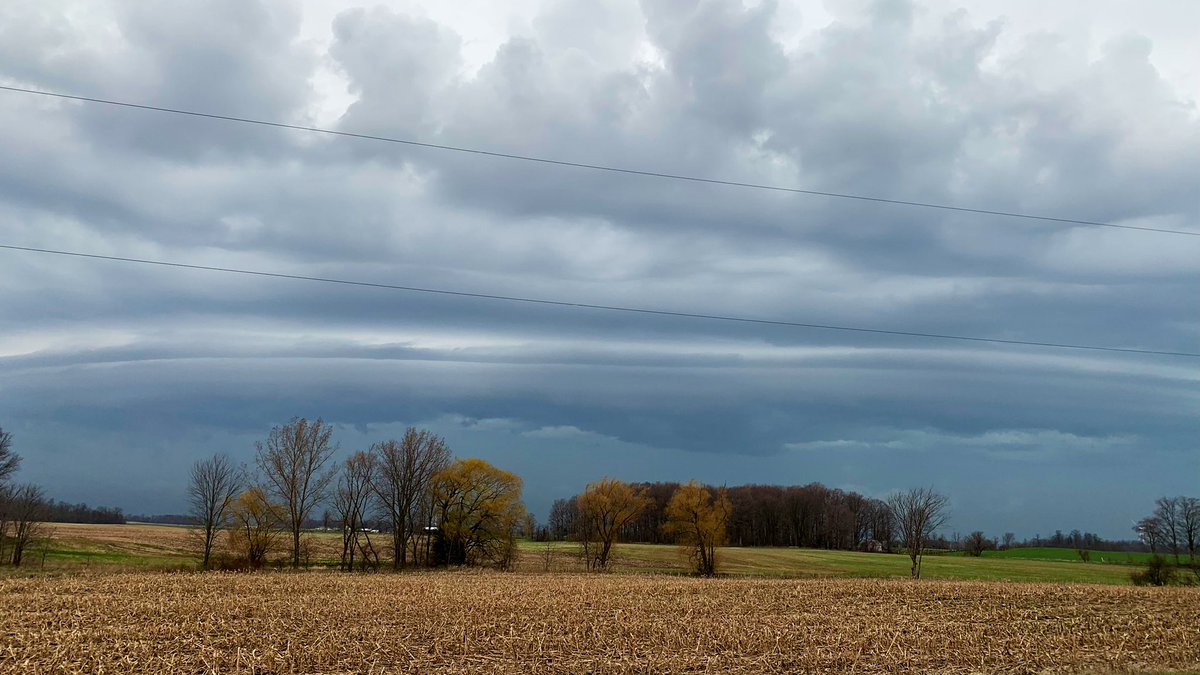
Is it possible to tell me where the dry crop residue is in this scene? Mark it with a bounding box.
[2,571,1197,673]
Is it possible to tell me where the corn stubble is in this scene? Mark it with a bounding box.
[2,572,1197,674]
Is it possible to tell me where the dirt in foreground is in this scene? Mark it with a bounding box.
[2,571,1198,674]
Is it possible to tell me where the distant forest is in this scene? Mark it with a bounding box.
[548,481,1146,553]
[42,500,125,525]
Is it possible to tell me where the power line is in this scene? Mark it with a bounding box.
[2,243,1196,358]
[2,85,1197,238]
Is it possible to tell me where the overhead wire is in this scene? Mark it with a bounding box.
[1,243,1196,358]
[1,86,1194,360]
[1,85,1197,237]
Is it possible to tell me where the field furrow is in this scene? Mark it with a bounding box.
[2,572,1197,674]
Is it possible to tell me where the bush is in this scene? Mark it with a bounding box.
[1130,556,1176,586]
[211,556,253,572]
[1181,562,1200,587]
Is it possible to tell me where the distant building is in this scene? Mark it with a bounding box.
[860,539,883,553]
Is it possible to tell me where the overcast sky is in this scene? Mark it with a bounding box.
[1,0,1197,539]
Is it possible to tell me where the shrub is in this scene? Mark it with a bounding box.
[212,556,253,572]
[1130,556,1175,586]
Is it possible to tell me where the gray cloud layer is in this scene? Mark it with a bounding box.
[1,0,1197,537]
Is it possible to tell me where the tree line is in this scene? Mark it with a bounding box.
[8,416,1189,581]
[185,417,954,578]
[551,482,901,551]
[552,478,948,577]
[189,418,528,571]
[40,500,125,525]
[189,418,951,577]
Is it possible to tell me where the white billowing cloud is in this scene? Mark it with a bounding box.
[786,428,1135,461]
[521,425,613,443]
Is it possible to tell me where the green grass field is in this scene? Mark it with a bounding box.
[523,541,1144,585]
[963,546,1165,565]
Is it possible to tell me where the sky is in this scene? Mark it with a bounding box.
[0,0,1197,539]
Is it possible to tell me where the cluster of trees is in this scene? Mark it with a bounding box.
[41,500,125,524]
[0,426,52,567]
[552,482,896,550]
[943,529,1151,560]
[1025,530,1128,551]
[1130,496,1199,586]
[562,478,732,576]
[1134,496,1199,562]
[552,478,949,578]
[189,418,528,571]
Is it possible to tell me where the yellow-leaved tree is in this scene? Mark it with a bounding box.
[431,458,526,569]
[577,478,651,570]
[664,481,731,576]
[227,487,284,569]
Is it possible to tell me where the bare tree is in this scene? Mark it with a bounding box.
[188,454,242,570]
[7,483,47,567]
[548,497,580,541]
[0,426,20,485]
[1135,516,1164,554]
[255,417,338,568]
[334,451,378,571]
[0,484,12,562]
[370,428,451,569]
[888,487,949,579]
[1154,497,1183,562]
[1181,497,1200,562]
[964,531,992,557]
[866,498,895,551]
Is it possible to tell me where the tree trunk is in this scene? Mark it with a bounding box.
[700,543,713,576]
[292,527,301,568]
[202,524,214,570]
[424,496,435,566]
[910,553,919,579]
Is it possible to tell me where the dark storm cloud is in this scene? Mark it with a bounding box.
[0,0,1196,537]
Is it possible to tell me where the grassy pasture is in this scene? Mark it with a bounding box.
[525,541,1141,585]
[968,546,1165,565]
[25,522,344,571]
[13,523,1150,585]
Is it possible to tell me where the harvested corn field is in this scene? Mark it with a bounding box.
[2,571,1198,674]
